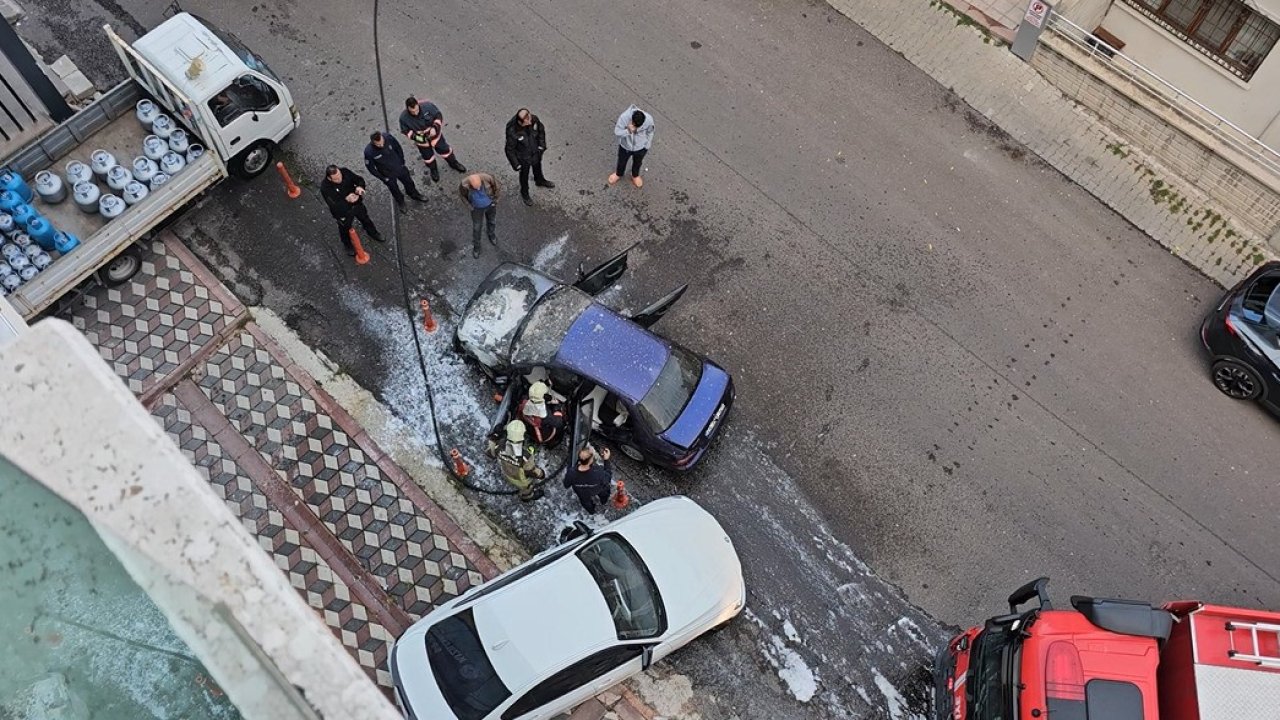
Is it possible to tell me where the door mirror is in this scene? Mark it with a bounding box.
[574,244,636,296]
[1007,576,1053,613]
[630,284,688,328]
[640,645,654,670]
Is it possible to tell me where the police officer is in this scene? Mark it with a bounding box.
[485,420,545,502]
[399,96,466,183]
[319,165,381,256]
[504,108,555,206]
[364,130,425,212]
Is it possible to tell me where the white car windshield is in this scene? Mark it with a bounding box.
[577,535,666,640]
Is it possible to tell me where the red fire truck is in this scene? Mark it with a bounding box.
[933,577,1280,720]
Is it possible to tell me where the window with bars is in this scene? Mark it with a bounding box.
[1121,0,1280,80]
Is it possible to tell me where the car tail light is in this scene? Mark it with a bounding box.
[1045,641,1086,702]
[674,448,698,468]
[1225,315,1240,338]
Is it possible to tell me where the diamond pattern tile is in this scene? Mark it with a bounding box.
[197,331,485,619]
[150,392,396,689]
[64,239,237,394]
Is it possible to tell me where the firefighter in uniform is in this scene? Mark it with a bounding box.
[399,96,467,183]
[518,381,566,446]
[486,420,545,502]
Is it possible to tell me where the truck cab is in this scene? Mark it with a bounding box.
[120,11,297,178]
[935,578,1280,720]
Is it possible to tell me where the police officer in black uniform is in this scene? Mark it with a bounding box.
[320,165,381,256]
[398,96,466,183]
[364,130,425,212]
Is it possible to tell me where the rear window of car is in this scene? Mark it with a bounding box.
[425,609,511,720]
[1045,679,1143,720]
[635,347,702,432]
[511,287,592,367]
[1241,273,1280,325]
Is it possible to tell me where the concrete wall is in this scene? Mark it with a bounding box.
[1080,2,1280,144]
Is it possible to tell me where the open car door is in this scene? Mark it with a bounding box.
[574,244,636,296]
[569,397,595,466]
[488,378,524,439]
[628,284,688,328]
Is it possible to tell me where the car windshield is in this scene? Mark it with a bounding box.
[967,623,1019,720]
[577,535,666,640]
[635,346,702,432]
[191,13,283,82]
[424,609,512,720]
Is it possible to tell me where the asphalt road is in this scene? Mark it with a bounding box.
[21,0,1280,716]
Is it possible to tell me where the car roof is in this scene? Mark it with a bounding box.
[457,264,559,369]
[471,552,616,691]
[553,304,671,404]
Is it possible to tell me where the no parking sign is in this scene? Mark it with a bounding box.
[1012,0,1054,61]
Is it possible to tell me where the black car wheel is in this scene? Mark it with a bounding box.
[618,443,645,462]
[1212,359,1263,400]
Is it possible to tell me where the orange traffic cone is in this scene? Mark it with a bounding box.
[348,228,370,265]
[420,299,438,333]
[450,448,470,478]
[611,479,630,509]
[275,161,301,199]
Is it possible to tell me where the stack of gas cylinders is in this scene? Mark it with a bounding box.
[0,97,206,297]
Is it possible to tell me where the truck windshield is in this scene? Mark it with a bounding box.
[968,623,1018,720]
[191,14,282,82]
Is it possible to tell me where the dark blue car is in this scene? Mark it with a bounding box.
[455,250,733,470]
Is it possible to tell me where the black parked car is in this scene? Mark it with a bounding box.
[1200,260,1280,414]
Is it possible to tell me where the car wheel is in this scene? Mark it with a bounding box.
[1212,359,1263,401]
[230,141,274,179]
[618,443,645,462]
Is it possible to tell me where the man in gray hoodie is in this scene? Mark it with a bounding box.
[608,105,655,188]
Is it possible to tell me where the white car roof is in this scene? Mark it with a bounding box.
[472,554,616,692]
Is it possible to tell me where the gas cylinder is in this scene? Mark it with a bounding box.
[22,243,42,261]
[90,149,116,179]
[10,203,38,229]
[18,264,37,281]
[0,214,14,236]
[160,152,186,176]
[0,190,22,213]
[122,181,149,206]
[143,135,168,162]
[2,272,20,292]
[11,232,31,249]
[73,182,101,214]
[167,129,189,154]
[0,262,12,278]
[105,165,132,191]
[150,113,174,139]
[98,194,126,220]
[186,144,205,163]
[131,156,158,183]
[53,231,80,254]
[8,252,29,271]
[65,160,93,186]
[1,243,20,260]
[34,170,66,204]
[0,169,32,203]
[30,250,51,270]
[25,216,56,251]
[149,173,170,190]
[135,98,159,128]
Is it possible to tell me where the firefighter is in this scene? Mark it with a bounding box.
[399,96,466,183]
[518,381,565,446]
[485,420,545,502]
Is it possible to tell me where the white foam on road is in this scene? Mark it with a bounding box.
[873,668,925,720]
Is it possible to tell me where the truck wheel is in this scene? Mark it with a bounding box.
[99,249,141,287]
[230,141,274,179]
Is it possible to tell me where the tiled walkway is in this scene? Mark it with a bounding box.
[61,234,658,719]
[63,235,494,694]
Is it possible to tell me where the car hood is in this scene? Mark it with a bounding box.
[660,362,731,448]
[620,498,744,628]
[390,633,462,720]
[457,264,558,370]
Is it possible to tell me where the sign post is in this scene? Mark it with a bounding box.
[1011,0,1053,62]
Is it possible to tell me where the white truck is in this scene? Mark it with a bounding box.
[1,11,298,319]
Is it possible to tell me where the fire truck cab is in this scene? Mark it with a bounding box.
[933,577,1280,720]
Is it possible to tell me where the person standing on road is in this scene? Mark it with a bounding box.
[504,108,555,206]
[399,96,466,184]
[563,445,614,513]
[486,420,545,502]
[364,130,426,212]
[458,172,499,258]
[607,105,655,188]
[320,165,382,256]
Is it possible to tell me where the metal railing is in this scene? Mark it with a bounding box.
[1043,10,1280,180]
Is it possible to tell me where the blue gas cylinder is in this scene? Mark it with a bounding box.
[0,190,23,213]
[26,215,56,251]
[53,231,80,254]
[10,203,39,228]
[0,169,33,203]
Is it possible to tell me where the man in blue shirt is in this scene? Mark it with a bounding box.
[458,172,499,258]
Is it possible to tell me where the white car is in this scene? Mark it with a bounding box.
[389,497,745,720]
